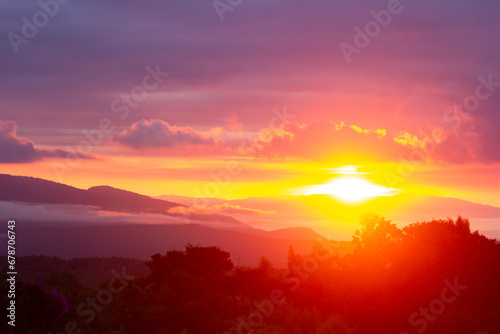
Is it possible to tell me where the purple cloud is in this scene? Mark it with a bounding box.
[0,0,499,163]
[113,118,223,148]
[0,120,94,163]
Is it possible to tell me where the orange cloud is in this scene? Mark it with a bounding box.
[112,118,489,165]
[242,120,410,163]
[224,113,244,132]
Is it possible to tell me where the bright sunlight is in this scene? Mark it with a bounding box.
[302,177,400,203]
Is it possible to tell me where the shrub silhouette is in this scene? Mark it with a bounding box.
[6,216,499,334]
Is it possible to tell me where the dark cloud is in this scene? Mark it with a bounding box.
[0,120,94,163]
[0,120,38,162]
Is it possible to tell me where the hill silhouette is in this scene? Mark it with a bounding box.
[4,216,499,334]
[0,174,255,232]
[14,223,344,267]
[0,174,181,213]
[158,193,500,240]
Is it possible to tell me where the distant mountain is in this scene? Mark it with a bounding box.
[265,227,326,240]
[0,174,254,232]
[13,223,350,267]
[375,194,500,219]
[0,174,336,266]
[0,174,180,212]
[157,193,500,240]
[158,194,226,206]
[157,193,500,219]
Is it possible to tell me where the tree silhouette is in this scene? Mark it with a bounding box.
[146,244,233,282]
[352,213,403,252]
[4,216,500,333]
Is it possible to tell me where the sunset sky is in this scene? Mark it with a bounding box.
[1,0,500,206]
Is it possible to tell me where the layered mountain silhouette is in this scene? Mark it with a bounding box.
[13,224,348,267]
[2,173,498,266]
[0,174,253,232]
[159,193,500,219]
[158,191,500,240]
[0,174,181,213]
[0,174,337,266]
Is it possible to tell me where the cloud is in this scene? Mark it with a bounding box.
[0,201,187,227]
[112,116,499,165]
[114,119,225,150]
[1,0,500,162]
[114,119,416,162]
[239,118,500,165]
[224,113,244,132]
[0,120,93,163]
[167,204,276,217]
[241,120,412,162]
[212,203,276,216]
[0,120,38,163]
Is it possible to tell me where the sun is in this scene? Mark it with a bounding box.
[302,176,399,203]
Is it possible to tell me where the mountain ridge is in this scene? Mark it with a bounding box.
[0,174,253,232]
[0,174,325,238]
[13,222,348,267]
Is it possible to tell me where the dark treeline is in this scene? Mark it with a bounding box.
[0,256,149,289]
[2,215,500,333]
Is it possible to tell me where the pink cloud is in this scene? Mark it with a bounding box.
[224,113,244,132]
[111,117,490,165]
[114,118,225,150]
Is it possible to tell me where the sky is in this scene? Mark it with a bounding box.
[1,0,500,206]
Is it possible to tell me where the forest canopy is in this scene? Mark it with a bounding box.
[2,215,499,334]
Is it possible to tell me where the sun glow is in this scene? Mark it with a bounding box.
[303,177,399,203]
